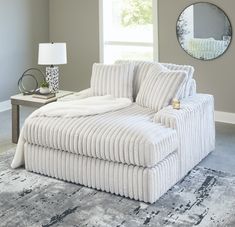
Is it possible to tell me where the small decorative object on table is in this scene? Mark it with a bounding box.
[32,81,55,100]
[18,68,45,95]
[38,42,67,93]
[33,92,55,100]
[172,98,180,110]
[39,81,50,94]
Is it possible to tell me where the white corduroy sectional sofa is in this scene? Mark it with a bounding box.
[16,60,215,203]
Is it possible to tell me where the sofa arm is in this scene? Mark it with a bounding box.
[154,94,215,176]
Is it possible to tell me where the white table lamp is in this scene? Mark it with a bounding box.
[38,43,67,93]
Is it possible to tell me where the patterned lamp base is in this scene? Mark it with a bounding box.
[46,66,59,93]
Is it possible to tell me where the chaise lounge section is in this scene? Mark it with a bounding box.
[18,61,215,203]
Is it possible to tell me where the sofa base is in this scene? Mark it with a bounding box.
[24,143,179,203]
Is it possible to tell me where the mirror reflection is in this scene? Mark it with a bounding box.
[177,3,232,60]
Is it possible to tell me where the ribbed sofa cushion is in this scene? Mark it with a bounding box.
[116,60,194,99]
[161,63,195,98]
[115,60,159,99]
[188,79,197,97]
[23,104,178,168]
[24,144,180,203]
[136,65,187,112]
[90,63,134,100]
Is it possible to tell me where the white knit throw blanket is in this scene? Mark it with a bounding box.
[11,95,132,169]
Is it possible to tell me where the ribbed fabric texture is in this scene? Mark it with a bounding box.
[115,60,158,99]
[90,63,134,100]
[189,79,197,97]
[116,60,195,100]
[24,104,178,168]
[154,94,215,176]
[162,63,195,98]
[187,38,228,59]
[136,66,187,112]
[22,94,214,203]
[24,144,180,203]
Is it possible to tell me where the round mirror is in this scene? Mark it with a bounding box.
[176,2,232,60]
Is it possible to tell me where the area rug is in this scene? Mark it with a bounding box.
[0,150,235,227]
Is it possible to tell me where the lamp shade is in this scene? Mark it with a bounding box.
[38,43,67,65]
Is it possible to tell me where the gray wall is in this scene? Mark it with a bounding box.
[194,3,228,40]
[6,0,232,113]
[0,0,49,102]
[50,0,235,113]
[158,0,235,113]
[49,0,100,92]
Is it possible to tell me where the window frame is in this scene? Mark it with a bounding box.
[99,0,159,63]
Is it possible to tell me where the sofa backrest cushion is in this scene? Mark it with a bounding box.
[90,63,134,100]
[136,64,187,112]
[116,60,195,100]
[115,60,159,99]
[161,63,195,98]
[188,79,197,97]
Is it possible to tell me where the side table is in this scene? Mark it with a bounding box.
[11,90,73,143]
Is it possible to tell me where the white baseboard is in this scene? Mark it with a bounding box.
[215,111,235,125]
[0,100,11,112]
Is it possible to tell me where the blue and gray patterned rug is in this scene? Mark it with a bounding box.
[0,149,235,227]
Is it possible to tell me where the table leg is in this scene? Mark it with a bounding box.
[12,104,19,144]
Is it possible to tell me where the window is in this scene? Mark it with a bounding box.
[99,0,158,63]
